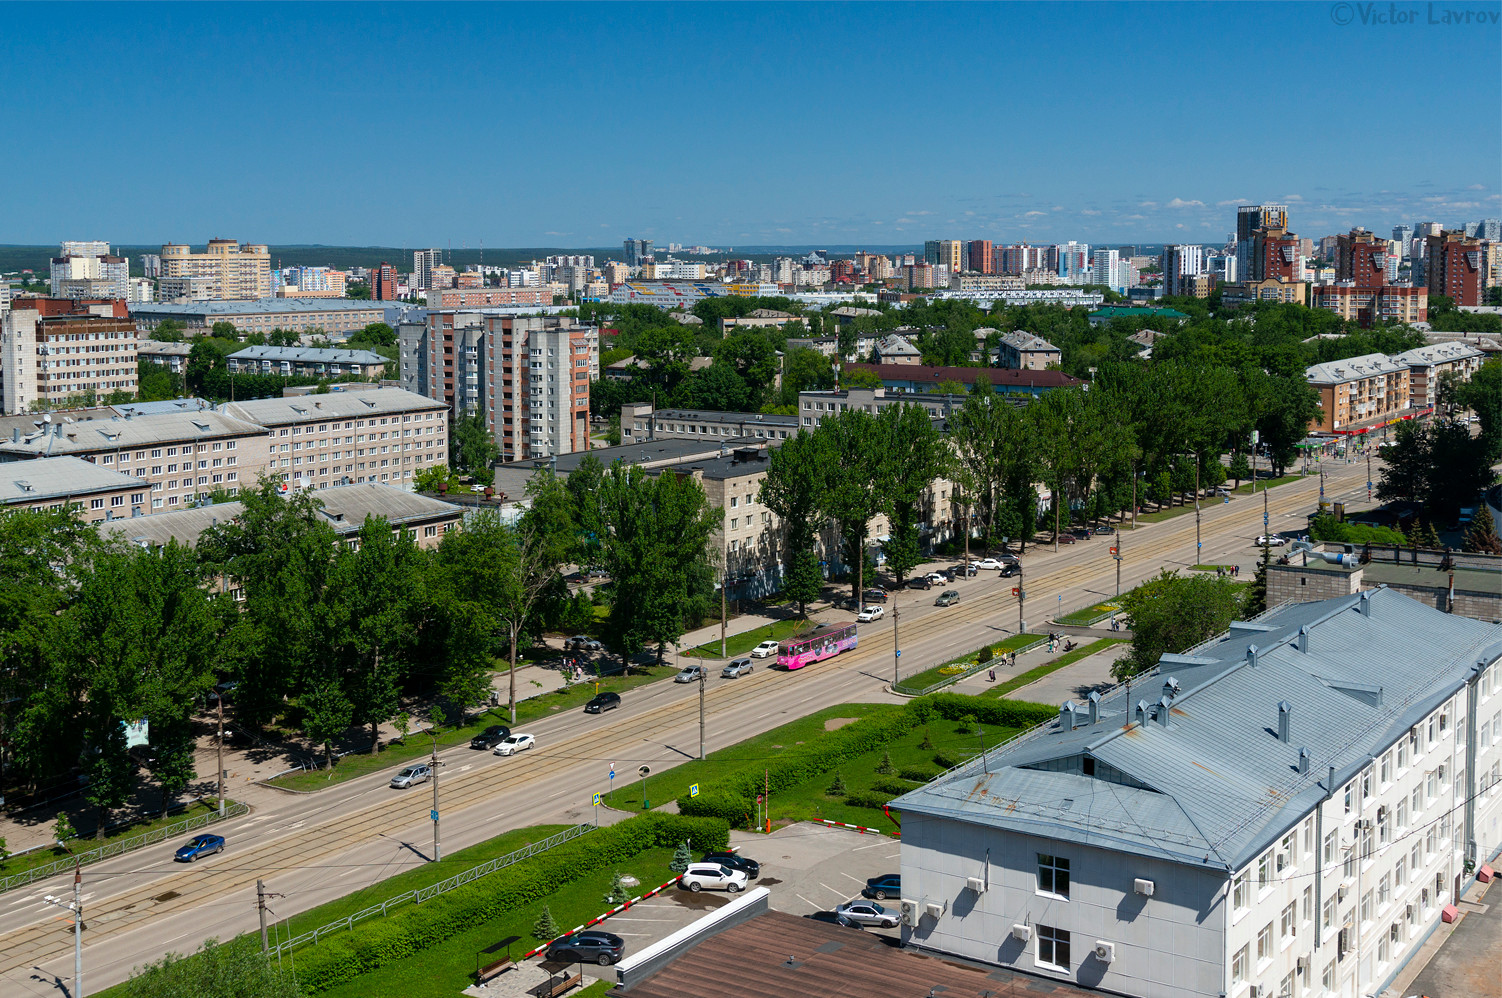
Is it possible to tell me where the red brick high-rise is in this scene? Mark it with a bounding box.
[1253,226,1301,283]
[372,262,399,301]
[1336,228,1392,287]
[1424,230,1483,306]
[966,240,994,274]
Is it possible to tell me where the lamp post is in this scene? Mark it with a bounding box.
[43,846,82,998]
[976,726,988,775]
[698,648,706,762]
[892,600,900,689]
[1194,457,1201,568]
[429,728,441,862]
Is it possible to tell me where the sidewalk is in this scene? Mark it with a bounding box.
[947,629,1128,705]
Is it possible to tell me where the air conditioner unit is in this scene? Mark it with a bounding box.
[899,899,919,926]
[925,901,946,920]
[1093,940,1115,964]
[1276,851,1290,871]
[1011,923,1032,942]
[1133,878,1155,896]
[966,876,986,893]
[1297,955,1311,974]
[1338,884,1349,902]
[1248,986,1265,998]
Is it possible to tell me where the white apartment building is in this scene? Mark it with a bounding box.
[50,241,129,300]
[895,590,1502,998]
[1,304,138,414]
[1162,244,1207,296]
[225,387,449,491]
[159,240,271,300]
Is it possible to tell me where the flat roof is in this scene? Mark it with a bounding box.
[842,363,1083,389]
[224,387,444,425]
[0,456,146,503]
[130,298,391,317]
[649,408,798,428]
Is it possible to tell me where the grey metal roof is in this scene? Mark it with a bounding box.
[0,410,266,456]
[0,456,147,503]
[223,387,444,426]
[229,345,388,365]
[1305,352,1406,384]
[110,398,213,417]
[895,588,1502,872]
[1389,341,1485,367]
[129,298,391,317]
[650,408,797,428]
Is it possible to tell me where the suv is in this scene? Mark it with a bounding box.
[750,640,781,659]
[470,724,511,750]
[934,590,960,607]
[856,605,884,622]
[721,658,753,678]
[545,930,625,966]
[702,850,760,880]
[861,588,888,604]
[678,862,749,893]
[583,692,620,714]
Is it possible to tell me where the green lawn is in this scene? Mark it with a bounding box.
[1230,473,1304,495]
[279,824,572,940]
[1190,563,1234,572]
[1054,601,1120,626]
[682,618,814,660]
[604,704,898,813]
[0,799,240,883]
[894,633,1045,695]
[1134,503,1198,524]
[315,845,680,998]
[994,638,1128,697]
[271,666,675,792]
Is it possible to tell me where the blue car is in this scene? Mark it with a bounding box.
[174,833,225,862]
[861,873,901,900]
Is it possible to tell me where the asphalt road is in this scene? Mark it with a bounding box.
[0,458,1374,997]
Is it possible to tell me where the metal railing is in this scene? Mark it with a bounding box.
[268,822,593,956]
[0,801,250,894]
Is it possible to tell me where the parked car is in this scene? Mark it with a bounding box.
[679,862,749,893]
[861,588,888,603]
[565,635,602,652]
[545,930,625,966]
[674,665,706,683]
[721,658,754,678]
[947,564,978,579]
[750,640,781,659]
[804,910,866,930]
[206,681,239,705]
[856,605,885,622]
[583,692,620,714]
[564,572,587,585]
[702,850,760,879]
[390,763,432,789]
[999,563,1021,578]
[861,873,901,900]
[1056,532,1077,544]
[923,571,948,587]
[970,558,1005,571]
[834,900,900,928]
[1093,524,1115,535]
[1214,486,1232,497]
[470,724,511,750]
[493,733,536,756]
[934,590,960,607]
[1068,528,1090,540]
[1255,534,1288,547]
[174,833,225,862]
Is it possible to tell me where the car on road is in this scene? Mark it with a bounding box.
[861,588,888,603]
[674,665,707,683]
[835,900,899,928]
[970,558,1006,571]
[750,640,781,659]
[1093,524,1115,535]
[862,873,901,900]
[174,833,225,862]
[493,733,536,756]
[678,862,749,893]
[1056,532,1077,544]
[470,724,511,750]
[564,571,587,585]
[856,605,885,622]
[1255,535,1289,547]
[934,590,960,607]
[804,910,866,930]
[702,850,761,879]
[545,930,625,966]
[390,763,432,788]
[999,563,1020,578]
[1068,527,1090,540]
[583,692,620,714]
[923,571,948,587]
[721,658,754,678]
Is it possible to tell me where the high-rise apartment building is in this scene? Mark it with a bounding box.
[1424,230,1484,306]
[398,312,598,461]
[372,262,400,301]
[1090,248,1123,291]
[1476,218,1502,242]
[965,240,994,275]
[1,298,138,414]
[1392,224,1414,260]
[412,249,442,291]
[1235,204,1288,279]
[622,239,653,268]
[50,241,129,300]
[1335,228,1394,286]
[159,240,271,300]
[1251,225,1302,283]
[997,244,1046,275]
[1160,244,1205,296]
[923,240,963,275]
[1056,242,1090,282]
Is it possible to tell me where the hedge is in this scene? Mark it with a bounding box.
[911,694,1057,730]
[843,790,896,810]
[295,812,728,993]
[869,777,914,796]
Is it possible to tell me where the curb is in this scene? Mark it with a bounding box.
[521,876,681,960]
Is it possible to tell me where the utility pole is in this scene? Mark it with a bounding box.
[1366,451,1372,503]
[1194,458,1201,568]
[1017,564,1025,635]
[1114,528,1122,597]
[698,658,706,761]
[1130,463,1138,529]
[720,577,727,659]
[430,730,441,862]
[257,879,270,953]
[72,861,82,998]
[216,693,225,817]
[891,602,900,689]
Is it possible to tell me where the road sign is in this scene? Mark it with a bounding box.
[690,784,700,798]
[895,649,901,658]
[638,765,651,778]
[430,809,439,822]
[592,793,602,806]
[1109,547,1117,555]
[1012,587,1019,596]
[609,763,615,781]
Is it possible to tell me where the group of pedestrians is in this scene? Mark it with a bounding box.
[1214,564,1241,578]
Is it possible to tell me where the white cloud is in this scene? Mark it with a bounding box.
[906,209,933,216]
[1023,210,1047,218]
[1283,194,1304,202]
[1081,209,1102,216]
[1139,201,1159,209]
[1215,199,1247,208]
[1468,183,1487,190]
[1166,198,1205,209]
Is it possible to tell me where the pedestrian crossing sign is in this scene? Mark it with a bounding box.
[592,793,602,806]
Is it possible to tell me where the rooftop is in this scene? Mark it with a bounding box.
[223,387,444,425]
[1389,341,1486,367]
[843,363,1083,390]
[1305,352,1408,384]
[129,298,391,317]
[0,456,147,503]
[894,589,1502,872]
[228,345,388,365]
[998,331,1060,352]
[1090,306,1190,319]
[0,409,266,457]
[650,408,798,428]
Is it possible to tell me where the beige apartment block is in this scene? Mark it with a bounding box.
[0,454,150,522]
[160,240,271,300]
[1305,353,1410,433]
[1,308,138,414]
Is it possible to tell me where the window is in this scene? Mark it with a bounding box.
[1037,854,1069,898]
[1281,902,1297,940]
[1324,830,1337,867]
[1323,962,1337,992]
[1233,871,1249,912]
[1303,886,1313,924]
[1322,897,1336,931]
[89,498,104,509]
[1231,944,1248,983]
[1258,850,1273,889]
[110,495,123,506]
[1036,925,1069,970]
[1256,922,1273,962]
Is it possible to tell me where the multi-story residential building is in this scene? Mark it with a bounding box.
[399,312,596,461]
[623,239,653,269]
[50,241,129,300]
[923,240,963,275]
[428,264,457,290]
[1222,278,1309,307]
[719,309,800,333]
[273,266,348,298]
[783,333,879,364]
[1056,242,1091,282]
[412,249,442,291]
[0,407,268,509]
[996,331,1062,371]
[894,588,1502,998]
[618,403,799,446]
[1389,342,1486,409]
[1424,230,1484,306]
[1251,225,1303,284]
[1160,244,1205,296]
[966,240,994,274]
[225,387,448,490]
[226,345,389,379]
[130,299,394,336]
[0,454,149,523]
[1311,284,1427,328]
[904,264,937,290]
[1305,353,1410,433]
[950,274,1026,292]
[372,262,400,301]
[1,299,138,414]
[1392,224,1414,259]
[1090,249,1124,292]
[998,244,1047,275]
[136,340,193,374]
[158,275,215,302]
[424,287,553,309]
[1336,229,1393,286]
[1236,203,1289,280]
[139,253,162,279]
[608,281,779,308]
[159,240,271,300]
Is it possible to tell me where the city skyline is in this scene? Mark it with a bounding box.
[1,3,1497,247]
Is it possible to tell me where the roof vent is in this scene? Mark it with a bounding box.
[1087,689,1102,725]
[1298,748,1311,774]
[1155,696,1172,728]
[1247,644,1260,668]
[1134,700,1150,727]
[1060,701,1080,730]
[1295,626,1309,653]
[1162,676,1181,699]
[1358,591,1371,617]
[1277,701,1293,743]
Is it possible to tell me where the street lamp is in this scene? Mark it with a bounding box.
[428,726,441,862]
[43,842,83,998]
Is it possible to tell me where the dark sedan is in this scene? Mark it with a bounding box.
[470,724,511,750]
[862,873,901,900]
[804,910,866,930]
[545,930,625,966]
[584,691,621,714]
[174,833,225,862]
[861,588,888,603]
[702,850,760,880]
[999,563,1021,578]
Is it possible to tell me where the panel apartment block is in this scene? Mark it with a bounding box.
[1,303,138,414]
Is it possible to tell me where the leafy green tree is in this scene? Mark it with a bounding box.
[1254,375,1320,477]
[1455,359,1502,460]
[1377,418,1493,524]
[877,403,945,585]
[1228,451,1252,489]
[1113,570,1246,682]
[778,347,836,406]
[210,321,238,339]
[147,717,198,817]
[714,331,778,398]
[840,367,883,390]
[184,340,225,396]
[449,411,500,485]
[152,319,186,342]
[301,677,352,769]
[815,409,887,600]
[758,431,827,615]
[1244,537,1273,616]
[345,281,372,299]
[412,464,453,493]
[348,321,396,349]
[125,936,301,998]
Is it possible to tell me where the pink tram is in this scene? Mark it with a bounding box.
[776,622,859,670]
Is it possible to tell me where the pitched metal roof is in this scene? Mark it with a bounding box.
[895,589,1502,872]
[228,345,388,365]
[1305,352,1407,384]
[0,456,146,503]
[223,387,444,425]
[0,410,266,456]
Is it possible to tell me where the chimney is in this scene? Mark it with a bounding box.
[1087,689,1102,725]
[1135,700,1150,727]
[1060,701,1080,730]
[1277,701,1292,743]
[1247,644,1260,668]
[1155,696,1172,728]
[1296,626,1309,653]
[1298,748,1311,774]
[1327,764,1337,791]
[1359,591,1371,617]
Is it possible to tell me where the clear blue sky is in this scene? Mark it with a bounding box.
[3,1,1497,248]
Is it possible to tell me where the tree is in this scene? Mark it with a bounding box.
[147,717,197,817]
[1228,451,1252,489]
[532,905,561,941]
[815,409,887,600]
[152,319,186,342]
[1465,506,1501,554]
[210,321,238,340]
[1113,570,1246,681]
[1244,537,1273,616]
[778,347,836,407]
[449,411,500,485]
[301,677,352,769]
[1255,375,1320,477]
[412,464,453,493]
[185,340,224,396]
[345,281,372,300]
[125,936,301,998]
[934,378,969,396]
[1456,359,1502,460]
[1377,418,1493,524]
[877,403,945,585]
[714,331,778,399]
[670,840,693,874]
[758,431,828,615]
[840,367,883,390]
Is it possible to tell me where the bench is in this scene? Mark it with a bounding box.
[476,935,521,984]
[537,972,583,998]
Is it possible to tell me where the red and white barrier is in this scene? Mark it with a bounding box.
[521,876,681,960]
[819,818,900,838]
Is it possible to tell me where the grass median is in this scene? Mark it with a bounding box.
[994,638,1129,697]
[894,632,1045,695]
[682,617,813,659]
[1054,601,1120,626]
[270,665,675,792]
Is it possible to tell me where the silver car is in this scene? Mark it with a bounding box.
[390,763,432,789]
[834,900,899,928]
[721,658,753,678]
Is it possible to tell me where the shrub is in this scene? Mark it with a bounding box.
[826,771,847,795]
[843,790,895,810]
[532,905,559,941]
[874,751,895,775]
[678,790,751,827]
[920,726,934,750]
[977,645,993,664]
[956,713,978,734]
[669,840,692,874]
[870,777,911,796]
[910,693,1056,731]
[898,766,938,783]
[931,751,958,769]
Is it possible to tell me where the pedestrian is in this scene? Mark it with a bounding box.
[988,668,995,682]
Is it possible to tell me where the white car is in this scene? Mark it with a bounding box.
[493,733,536,756]
[1255,535,1288,547]
[678,862,749,893]
[856,605,884,622]
[971,557,1015,571]
[923,572,947,587]
[750,640,781,659]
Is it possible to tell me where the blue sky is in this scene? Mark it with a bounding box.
[3,1,1498,248]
